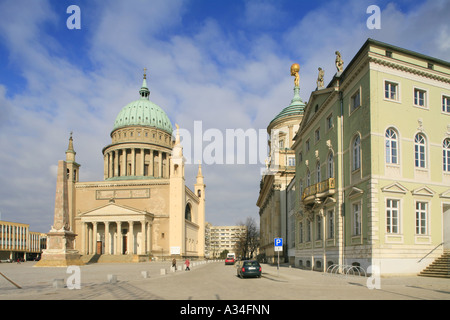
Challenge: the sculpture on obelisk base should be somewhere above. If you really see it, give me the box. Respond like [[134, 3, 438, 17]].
[[35, 160, 84, 267]]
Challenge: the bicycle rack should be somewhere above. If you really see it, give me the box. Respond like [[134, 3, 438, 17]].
[[325, 264, 367, 277]]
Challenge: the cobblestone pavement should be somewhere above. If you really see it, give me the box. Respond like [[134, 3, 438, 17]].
[[0, 260, 449, 301]]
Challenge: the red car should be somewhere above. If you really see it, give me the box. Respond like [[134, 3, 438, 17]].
[[225, 257, 235, 265]]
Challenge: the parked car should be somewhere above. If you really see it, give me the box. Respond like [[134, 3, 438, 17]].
[[237, 260, 262, 278], [225, 257, 235, 265]]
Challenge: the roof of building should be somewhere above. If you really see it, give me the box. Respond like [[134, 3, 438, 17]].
[[112, 75, 173, 134]]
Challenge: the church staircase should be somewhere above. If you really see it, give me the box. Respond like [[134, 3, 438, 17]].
[[81, 254, 149, 264], [419, 250, 450, 279]]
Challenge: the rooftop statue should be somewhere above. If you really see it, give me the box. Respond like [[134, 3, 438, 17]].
[[317, 67, 325, 89], [335, 51, 344, 73], [291, 63, 300, 87]]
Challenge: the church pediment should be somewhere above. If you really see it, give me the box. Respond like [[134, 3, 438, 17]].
[[78, 202, 153, 220], [381, 182, 408, 194]]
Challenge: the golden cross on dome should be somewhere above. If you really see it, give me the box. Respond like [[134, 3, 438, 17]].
[[143, 67, 147, 79]]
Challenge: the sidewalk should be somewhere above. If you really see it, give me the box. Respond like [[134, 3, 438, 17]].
[[260, 263, 450, 299]]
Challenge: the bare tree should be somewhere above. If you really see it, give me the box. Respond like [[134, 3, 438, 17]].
[[234, 217, 260, 259]]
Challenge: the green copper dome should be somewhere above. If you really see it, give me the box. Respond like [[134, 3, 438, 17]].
[[270, 86, 305, 124], [113, 76, 173, 134]]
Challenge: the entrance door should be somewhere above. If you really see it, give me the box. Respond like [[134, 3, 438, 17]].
[[122, 235, 127, 254], [96, 241, 102, 255], [444, 204, 450, 250]]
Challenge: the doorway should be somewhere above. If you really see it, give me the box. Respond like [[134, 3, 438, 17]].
[[96, 241, 102, 255]]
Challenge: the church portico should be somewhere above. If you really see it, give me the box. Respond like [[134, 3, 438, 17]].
[[78, 203, 154, 256]]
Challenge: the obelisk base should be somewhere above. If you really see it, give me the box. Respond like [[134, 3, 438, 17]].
[[35, 230, 84, 267]]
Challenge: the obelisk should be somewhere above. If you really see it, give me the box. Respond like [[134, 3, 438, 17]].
[[35, 160, 84, 267]]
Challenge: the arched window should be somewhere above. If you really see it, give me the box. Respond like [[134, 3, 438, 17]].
[[385, 128, 398, 164], [327, 152, 334, 178], [414, 133, 426, 168], [185, 204, 192, 221], [443, 138, 450, 172], [352, 135, 361, 171]]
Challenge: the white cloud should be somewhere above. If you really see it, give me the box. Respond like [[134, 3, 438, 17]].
[[0, 0, 447, 232]]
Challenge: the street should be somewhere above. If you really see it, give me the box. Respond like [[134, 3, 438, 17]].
[[0, 260, 449, 301]]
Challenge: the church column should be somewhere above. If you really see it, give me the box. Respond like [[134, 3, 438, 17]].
[[158, 151, 162, 178], [81, 222, 86, 254], [128, 221, 134, 255], [149, 150, 154, 176], [114, 150, 119, 177], [105, 222, 110, 255], [104, 154, 108, 180], [88, 224, 93, 254], [140, 148, 145, 176], [131, 148, 136, 176], [92, 222, 98, 254], [122, 149, 127, 176], [147, 222, 151, 254], [140, 220, 146, 254], [117, 221, 122, 255]]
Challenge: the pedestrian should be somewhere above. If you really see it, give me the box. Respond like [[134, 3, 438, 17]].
[[185, 258, 190, 271], [172, 258, 176, 271]]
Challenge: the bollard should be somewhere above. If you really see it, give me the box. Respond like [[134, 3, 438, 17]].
[[141, 271, 149, 278], [52, 279, 65, 289], [160, 268, 166, 275], [107, 274, 117, 284]]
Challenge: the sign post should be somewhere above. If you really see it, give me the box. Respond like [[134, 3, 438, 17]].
[[274, 238, 283, 277]]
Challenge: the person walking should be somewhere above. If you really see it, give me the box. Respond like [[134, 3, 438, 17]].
[[172, 258, 177, 271], [185, 259, 190, 271]]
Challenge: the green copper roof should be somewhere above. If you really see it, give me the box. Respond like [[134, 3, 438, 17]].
[[113, 77, 173, 134], [271, 86, 305, 123]]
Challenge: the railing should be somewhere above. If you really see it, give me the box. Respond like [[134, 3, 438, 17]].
[[417, 242, 445, 263], [302, 178, 335, 201]]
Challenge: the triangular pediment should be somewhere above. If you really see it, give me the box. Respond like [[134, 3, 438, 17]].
[[79, 202, 151, 219], [348, 187, 364, 199], [439, 189, 450, 199], [381, 182, 408, 194], [411, 186, 435, 197]]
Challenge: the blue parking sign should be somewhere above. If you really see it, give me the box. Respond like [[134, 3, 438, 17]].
[[274, 238, 283, 247]]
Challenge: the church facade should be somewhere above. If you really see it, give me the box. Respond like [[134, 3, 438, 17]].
[[63, 73, 205, 261]]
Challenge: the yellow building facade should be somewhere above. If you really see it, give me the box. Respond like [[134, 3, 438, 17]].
[[60, 73, 206, 262], [292, 39, 450, 275]]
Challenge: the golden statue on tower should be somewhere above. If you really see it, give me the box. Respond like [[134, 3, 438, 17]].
[[290, 63, 300, 87]]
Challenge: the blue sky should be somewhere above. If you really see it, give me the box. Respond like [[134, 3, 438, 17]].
[[0, 0, 449, 232]]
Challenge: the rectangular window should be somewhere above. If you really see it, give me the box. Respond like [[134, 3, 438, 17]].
[[415, 202, 428, 235], [306, 139, 310, 152], [327, 210, 334, 239], [351, 89, 361, 111], [288, 157, 295, 166], [299, 222, 303, 243], [443, 95, 450, 113], [386, 199, 399, 234], [316, 216, 322, 240], [353, 202, 361, 236], [315, 128, 320, 142], [414, 88, 427, 107], [327, 114, 333, 130], [385, 81, 398, 101]]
